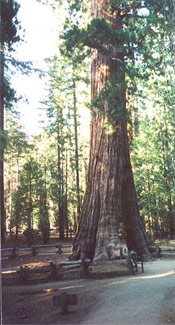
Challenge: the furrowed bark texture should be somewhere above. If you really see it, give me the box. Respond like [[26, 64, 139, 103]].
[[72, 0, 152, 261]]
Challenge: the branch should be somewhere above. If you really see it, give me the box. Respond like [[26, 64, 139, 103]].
[[123, 13, 147, 19], [5, 54, 45, 77], [111, 2, 150, 13], [111, 1, 150, 18]]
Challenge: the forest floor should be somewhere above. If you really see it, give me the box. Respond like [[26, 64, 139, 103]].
[[2, 235, 175, 325]]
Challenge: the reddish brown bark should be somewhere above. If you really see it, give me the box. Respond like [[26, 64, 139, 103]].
[[72, 0, 152, 261]]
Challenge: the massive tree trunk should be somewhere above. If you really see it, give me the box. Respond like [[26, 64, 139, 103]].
[[72, 0, 152, 261]]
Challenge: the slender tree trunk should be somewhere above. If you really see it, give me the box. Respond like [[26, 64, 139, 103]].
[[165, 123, 174, 239], [71, 0, 152, 261], [133, 103, 139, 137], [15, 159, 20, 239], [168, 196, 174, 239], [10, 176, 13, 237], [0, 36, 5, 243], [15, 205, 19, 240], [61, 152, 65, 237], [72, 67, 81, 221], [146, 164, 152, 236], [28, 170, 32, 230], [44, 162, 47, 218], [57, 108, 64, 240], [65, 149, 69, 238], [160, 116, 175, 238]]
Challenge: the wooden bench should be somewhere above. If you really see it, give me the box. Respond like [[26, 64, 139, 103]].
[[50, 259, 91, 280], [50, 257, 136, 280], [14, 259, 90, 284], [3, 254, 142, 286]]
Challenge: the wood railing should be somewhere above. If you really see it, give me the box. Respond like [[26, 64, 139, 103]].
[[1, 243, 72, 259]]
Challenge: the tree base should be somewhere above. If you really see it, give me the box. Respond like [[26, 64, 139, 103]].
[[93, 243, 121, 262]]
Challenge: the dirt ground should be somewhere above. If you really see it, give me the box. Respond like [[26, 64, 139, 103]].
[[2, 258, 175, 324], [2, 236, 175, 325]]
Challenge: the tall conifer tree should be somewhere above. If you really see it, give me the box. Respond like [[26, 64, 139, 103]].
[[1, 0, 20, 242], [62, 0, 172, 260]]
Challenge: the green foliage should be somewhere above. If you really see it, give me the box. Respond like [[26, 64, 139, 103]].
[[42, 50, 90, 232], [1, 0, 21, 110], [132, 109, 175, 238], [92, 75, 127, 125], [63, 17, 137, 56], [131, 11, 175, 237], [1, 0, 20, 49], [66, 0, 89, 15], [4, 0, 175, 241], [15, 157, 43, 230], [6, 123, 29, 157], [62, 0, 173, 130]]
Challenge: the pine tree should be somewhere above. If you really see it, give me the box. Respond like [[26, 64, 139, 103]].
[[42, 51, 90, 238], [1, 0, 21, 242], [131, 0, 175, 240], [16, 157, 42, 244]]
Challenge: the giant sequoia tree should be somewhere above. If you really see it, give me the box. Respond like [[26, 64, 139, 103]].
[[62, 0, 169, 261]]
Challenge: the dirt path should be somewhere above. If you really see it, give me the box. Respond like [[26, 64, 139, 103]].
[[2, 259, 175, 325], [82, 259, 175, 325]]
